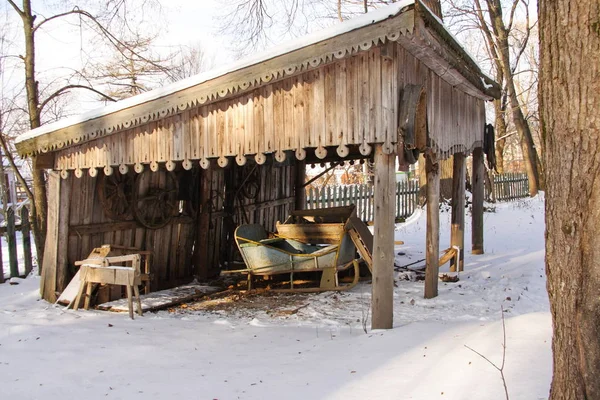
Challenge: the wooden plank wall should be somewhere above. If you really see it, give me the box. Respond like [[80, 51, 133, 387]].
[[64, 158, 296, 292], [54, 46, 400, 173], [231, 161, 296, 231], [219, 159, 296, 268], [54, 43, 484, 174], [397, 43, 486, 159], [66, 170, 196, 293]]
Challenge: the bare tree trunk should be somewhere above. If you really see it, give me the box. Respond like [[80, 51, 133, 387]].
[[493, 98, 507, 173], [540, 0, 600, 398], [487, 0, 541, 195], [31, 158, 47, 268], [15, 0, 48, 268]]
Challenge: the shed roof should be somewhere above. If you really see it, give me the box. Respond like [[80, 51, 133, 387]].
[[16, 0, 499, 157]]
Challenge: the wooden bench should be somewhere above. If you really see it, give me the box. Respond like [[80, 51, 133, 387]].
[[74, 254, 143, 319]]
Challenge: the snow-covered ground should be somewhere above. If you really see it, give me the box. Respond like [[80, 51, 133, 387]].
[[0, 196, 551, 400]]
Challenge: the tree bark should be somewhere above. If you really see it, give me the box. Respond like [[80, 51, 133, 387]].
[[486, 0, 541, 195], [19, 0, 48, 268], [539, 1, 600, 398], [493, 98, 507, 173]]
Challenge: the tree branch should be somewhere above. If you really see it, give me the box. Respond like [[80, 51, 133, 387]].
[[0, 133, 34, 202], [39, 85, 116, 112], [510, 5, 533, 73], [6, 0, 24, 17], [32, 8, 85, 33], [31, 7, 175, 81], [464, 307, 510, 400], [507, 0, 520, 32]]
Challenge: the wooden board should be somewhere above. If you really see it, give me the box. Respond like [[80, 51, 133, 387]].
[[424, 152, 440, 299], [97, 284, 221, 313], [57, 245, 113, 307], [370, 144, 395, 329], [276, 223, 346, 244], [346, 216, 374, 272]]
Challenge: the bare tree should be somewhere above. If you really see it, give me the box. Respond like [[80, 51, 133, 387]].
[[539, 0, 600, 398], [4, 0, 170, 268], [217, 0, 403, 55], [168, 43, 211, 82], [85, 32, 176, 100], [443, 0, 541, 195]]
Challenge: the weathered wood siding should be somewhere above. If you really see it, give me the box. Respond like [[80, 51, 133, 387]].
[[397, 43, 486, 159], [204, 160, 297, 269], [230, 161, 296, 230], [65, 171, 196, 293], [53, 43, 484, 176], [62, 158, 296, 293]]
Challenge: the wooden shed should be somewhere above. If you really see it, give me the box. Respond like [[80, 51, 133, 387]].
[[16, 0, 499, 328]]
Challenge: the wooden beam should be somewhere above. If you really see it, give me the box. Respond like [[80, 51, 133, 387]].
[[471, 147, 484, 254], [371, 144, 395, 329], [193, 167, 213, 281], [70, 221, 138, 236], [450, 152, 466, 272], [40, 172, 57, 301], [20, 207, 33, 276], [68, 216, 194, 236], [295, 159, 306, 211], [39, 173, 75, 300], [424, 152, 440, 299], [6, 207, 18, 278], [33, 152, 55, 169], [56, 174, 72, 293]]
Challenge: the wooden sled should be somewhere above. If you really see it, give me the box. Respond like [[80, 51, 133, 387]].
[[276, 205, 375, 273], [228, 224, 360, 292]]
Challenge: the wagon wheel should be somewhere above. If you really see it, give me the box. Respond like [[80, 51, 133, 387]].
[[98, 172, 134, 220], [133, 170, 179, 229], [240, 164, 261, 200]]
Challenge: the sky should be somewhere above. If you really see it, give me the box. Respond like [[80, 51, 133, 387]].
[[1, 0, 537, 131], [1, 0, 241, 119], [1, 0, 347, 121]]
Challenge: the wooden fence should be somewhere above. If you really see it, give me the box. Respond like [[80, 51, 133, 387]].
[[490, 172, 530, 201], [0, 205, 34, 283], [305, 180, 420, 222], [304, 172, 530, 221]]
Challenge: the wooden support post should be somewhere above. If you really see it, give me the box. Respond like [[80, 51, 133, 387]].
[[193, 167, 212, 281], [0, 234, 3, 284], [126, 285, 134, 320], [294, 159, 307, 210], [371, 144, 395, 329], [450, 152, 466, 272], [21, 206, 33, 276], [424, 153, 440, 299], [7, 206, 18, 278], [40, 171, 72, 302], [472, 147, 485, 254], [7, 171, 17, 207], [56, 175, 72, 292]]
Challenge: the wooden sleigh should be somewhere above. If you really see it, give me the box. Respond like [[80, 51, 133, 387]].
[[230, 223, 360, 292]]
